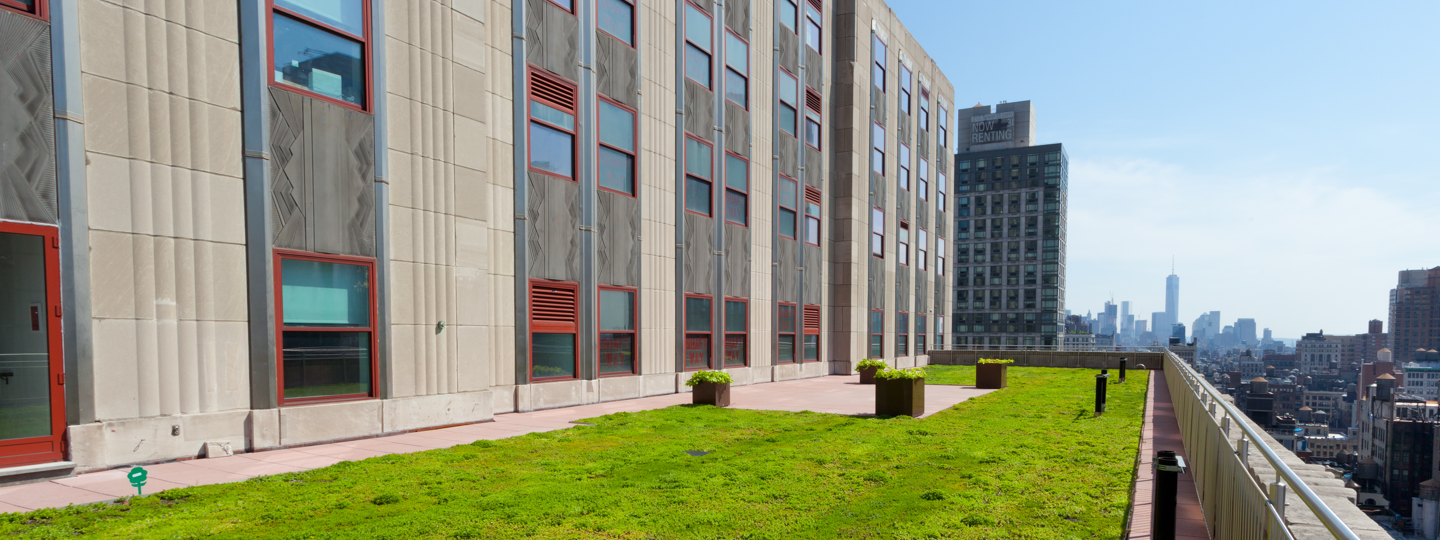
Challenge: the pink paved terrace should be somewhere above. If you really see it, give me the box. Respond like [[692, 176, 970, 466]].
[[0, 375, 994, 513]]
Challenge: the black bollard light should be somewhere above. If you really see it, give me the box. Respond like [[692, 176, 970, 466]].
[[1119, 357, 1128, 382], [1094, 371, 1109, 416], [1153, 450, 1187, 540]]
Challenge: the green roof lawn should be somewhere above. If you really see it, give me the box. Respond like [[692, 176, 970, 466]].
[[1, 366, 1148, 539]]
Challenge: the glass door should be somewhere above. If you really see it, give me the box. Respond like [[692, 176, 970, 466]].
[[0, 222, 65, 467]]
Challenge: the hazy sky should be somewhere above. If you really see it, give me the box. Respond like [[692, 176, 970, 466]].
[[892, 0, 1440, 338]]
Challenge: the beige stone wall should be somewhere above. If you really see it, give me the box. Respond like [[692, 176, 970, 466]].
[[385, 0, 513, 399], [638, 0, 677, 377], [78, 0, 249, 421]]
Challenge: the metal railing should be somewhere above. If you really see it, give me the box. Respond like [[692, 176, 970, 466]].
[[926, 344, 1172, 352], [1163, 351, 1360, 539]]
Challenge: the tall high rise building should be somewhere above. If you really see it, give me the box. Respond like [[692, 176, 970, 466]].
[[1121, 301, 1133, 335], [1235, 318, 1257, 347], [1165, 271, 1180, 331], [1390, 268, 1440, 363], [951, 101, 1067, 348]]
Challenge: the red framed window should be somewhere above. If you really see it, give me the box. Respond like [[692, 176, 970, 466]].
[[898, 221, 910, 266], [547, 0, 575, 12], [917, 314, 927, 355], [869, 309, 884, 358], [936, 237, 946, 277], [269, 0, 371, 112], [684, 135, 714, 216], [936, 316, 945, 349], [275, 250, 378, 404], [530, 279, 580, 381], [0, 221, 65, 467], [919, 86, 930, 132], [897, 144, 910, 191], [804, 88, 822, 149], [803, 304, 820, 362], [937, 169, 947, 212], [898, 64, 912, 115], [872, 122, 885, 175], [724, 298, 747, 367], [871, 206, 884, 257], [599, 286, 637, 376], [598, 0, 634, 46], [918, 228, 928, 272], [804, 0, 822, 53], [528, 68, 579, 181], [684, 2, 713, 88], [778, 303, 798, 364], [684, 295, 712, 370], [0, 0, 43, 18], [803, 186, 822, 246], [725, 30, 749, 108], [780, 0, 798, 33], [778, 69, 799, 137], [598, 96, 637, 196], [778, 175, 798, 239], [871, 34, 886, 92], [918, 158, 929, 201], [724, 153, 749, 226], [897, 312, 909, 356], [939, 104, 949, 146]]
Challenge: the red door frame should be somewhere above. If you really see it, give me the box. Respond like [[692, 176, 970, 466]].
[[0, 221, 66, 467]]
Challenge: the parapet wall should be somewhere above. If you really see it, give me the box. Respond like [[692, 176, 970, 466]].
[[927, 350, 1166, 370]]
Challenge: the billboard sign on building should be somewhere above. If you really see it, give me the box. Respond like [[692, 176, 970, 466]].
[[970, 111, 1014, 145]]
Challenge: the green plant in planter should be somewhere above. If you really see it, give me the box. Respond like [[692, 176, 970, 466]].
[[874, 367, 926, 380], [855, 359, 888, 371], [976, 358, 1014, 364], [684, 370, 734, 386]]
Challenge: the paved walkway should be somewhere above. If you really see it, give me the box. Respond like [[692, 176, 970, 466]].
[[1128, 370, 1210, 539], [0, 375, 993, 513]]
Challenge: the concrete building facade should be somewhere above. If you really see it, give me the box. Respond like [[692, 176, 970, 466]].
[[0, 0, 953, 477]]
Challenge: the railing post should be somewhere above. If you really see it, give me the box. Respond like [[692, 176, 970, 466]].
[[1269, 480, 1288, 539], [1237, 437, 1249, 466], [1220, 415, 1230, 437]]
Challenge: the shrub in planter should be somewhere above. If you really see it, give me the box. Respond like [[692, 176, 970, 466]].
[[976, 358, 1013, 389], [855, 359, 888, 385], [874, 367, 926, 417], [685, 370, 733, 407]]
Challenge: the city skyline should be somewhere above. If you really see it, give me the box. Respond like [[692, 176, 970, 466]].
[[893, 0, 1440, 337]]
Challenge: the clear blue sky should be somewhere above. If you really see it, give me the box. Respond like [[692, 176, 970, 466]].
[[892, 0, 1440, 339]]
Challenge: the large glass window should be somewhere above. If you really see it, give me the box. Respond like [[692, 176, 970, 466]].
[[779, 176, 798, 239], [869, 310, 884, 358], [897, 312, 909, 356], [939, 105, 949, 146], [725, 299, 747, 367], [871, 207, 884, 257], [530, 280, 579, 381], [898, 144, 910, 191], [528, 71, 578, 180], [804, 186, 821, 246], [599, 288, 636, 375], [599, 0, 634, 45], [898, 222, 910, 266], [805, 88, 822, 149], [0, 0, 41, 16], [937, 170, 947, 212], [271, 0, 368, 109], [278, 254, 375, 401], [780, 0, 798, 32], [871, 35, 886, 92], [725, 32, 749, 108], [0, 228, 57, 451], [918, 228, 928, 271], [937, 237, 946, 277], [779, 70, 799, 137], [684, 3, 712, 88], [804, 3, 822, 53], [778, 303, 797, 364], [725, 154, 749, 226], [685, 296, 712, 370], [685, 136, 713, 216], [803, 304, 820, 361], [598, 99, 636, 195], [919, 86, 930, 132], [872, 123, 885, 174], [917, 314, 927, 355], [918, 158, 929, 201], [898, 65, 912, 115]]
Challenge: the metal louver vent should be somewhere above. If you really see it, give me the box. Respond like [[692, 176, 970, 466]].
[[531, 281, 578, 332], [529, 69, 576, 111], [804, 305, 820, 332], [806, 89, 822, 113]]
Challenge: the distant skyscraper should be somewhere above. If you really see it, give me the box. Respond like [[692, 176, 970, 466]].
[[1390, 268, 1440, 363], [1102, 301, 1119, 335], [1151, 311, 1169, 342], [1165, 270, 1180, 332], [1235, 318, 1257, 346], [1121, 301, 1132, 335]]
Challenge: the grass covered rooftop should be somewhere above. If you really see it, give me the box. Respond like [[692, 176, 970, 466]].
[[1, 366, 1148, 539]]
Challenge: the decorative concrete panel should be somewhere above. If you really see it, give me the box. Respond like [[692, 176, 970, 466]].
[[805, 49, 823, 90], [683, 213, 713, 295], [868, 257, 884, 308], [724, 102, 748, 158], [777, 136, 797, 179], [777, 238, 797, 302], [725, 0, 749, 34], [525, 0, 579, 82], [896, 266, 909, 313], [918, 129, 929, 160], [917, 202, 927, 229], [805, 147, 823, 188], [724, 223, 749, 298], [527, 173, 581, 282], [690, 0, 713, 14], [269, 88, 376, 257], [871, 88, 886, 125], [777, 29, 797, 76], [804, 244, 821, 301], [597, 191, 640, 288], [596, 33, 638, 108], [897, 114, 910, 144], [0, 12, 55, 224], [683, 81, 713, 142]]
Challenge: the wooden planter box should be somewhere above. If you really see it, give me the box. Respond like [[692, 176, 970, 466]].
[[858, 366, 880, 385], [875, 378, 925, 417], [976, 364, 1008, 389], [692, 382, 731, 407]]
